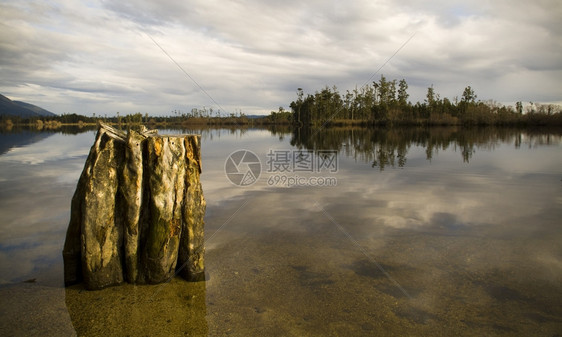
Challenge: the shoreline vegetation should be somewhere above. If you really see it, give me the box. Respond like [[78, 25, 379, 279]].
[[287, 76, 562, 127], [1, 76, 561, 130]]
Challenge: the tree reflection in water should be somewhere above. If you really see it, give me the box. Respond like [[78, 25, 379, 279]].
[[289, 126, 562, 170]]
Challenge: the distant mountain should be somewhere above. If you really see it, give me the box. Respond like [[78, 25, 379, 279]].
[[0, 94, 56, 118]]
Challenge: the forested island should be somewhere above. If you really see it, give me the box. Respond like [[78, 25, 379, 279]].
[[287, 76, 562, 127], [2, 76, 561, 129]]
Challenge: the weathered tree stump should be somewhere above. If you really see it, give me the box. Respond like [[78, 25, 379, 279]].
[[63, 123, 206, 290]]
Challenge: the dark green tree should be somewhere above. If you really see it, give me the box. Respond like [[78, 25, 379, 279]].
[[397, 79, 409, 106], [377, 75, 390, 104], [461, 86, 477, 103], [515, 101, 523, 114], [388, 79, 397, 105], [459, 86, 477, 122]]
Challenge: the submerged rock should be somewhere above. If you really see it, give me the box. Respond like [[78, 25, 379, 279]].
[[62, 123, 206, 290]]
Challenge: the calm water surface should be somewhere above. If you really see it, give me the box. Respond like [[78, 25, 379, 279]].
[[0, 126, 561, 336]]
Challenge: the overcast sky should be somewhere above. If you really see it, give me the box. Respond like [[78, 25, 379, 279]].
[[1, 0, 561, 116]]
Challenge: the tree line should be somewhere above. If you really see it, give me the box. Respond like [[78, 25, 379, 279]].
[[288, 76, 562, 126], [0, 111, 259, 129], [3, 77, 561, 129]]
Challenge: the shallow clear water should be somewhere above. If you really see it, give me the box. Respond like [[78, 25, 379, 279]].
[[0, 126, 561, 336]]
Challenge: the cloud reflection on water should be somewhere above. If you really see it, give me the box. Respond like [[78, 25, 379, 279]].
[[1, 127, 561, 285], [0, 132, 95, 284], [0, 126, 561, 335]]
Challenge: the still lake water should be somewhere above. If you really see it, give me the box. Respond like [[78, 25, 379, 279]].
[[0, 126, 561, 336]]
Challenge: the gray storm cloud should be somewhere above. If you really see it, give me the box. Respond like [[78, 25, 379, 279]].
[[1, 0, 560, 116]]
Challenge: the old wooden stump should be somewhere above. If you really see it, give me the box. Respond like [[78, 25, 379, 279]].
[[63, 123, 206, 290]]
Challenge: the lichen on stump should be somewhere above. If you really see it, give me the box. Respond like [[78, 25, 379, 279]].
[[62, 123, 206, 290]]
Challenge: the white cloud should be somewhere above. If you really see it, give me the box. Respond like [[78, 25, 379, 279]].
[[0, 0, 560, 116]]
